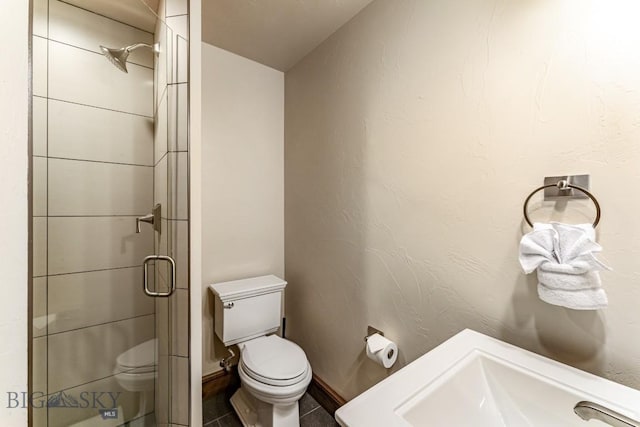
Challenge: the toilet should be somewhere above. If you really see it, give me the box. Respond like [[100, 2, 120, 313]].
[[210, 275, 312, 427], [114, 338, 157, 419]]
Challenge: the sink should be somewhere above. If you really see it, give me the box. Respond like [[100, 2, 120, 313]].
[[336, 330, 640, 426]]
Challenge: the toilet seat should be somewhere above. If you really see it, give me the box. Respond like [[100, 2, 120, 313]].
[[114, 340, 157, 394], [239, 335, 308, 387], [117, 339, 157, 366], [238, 359, 312, 406], [115, 338, 157, 375]]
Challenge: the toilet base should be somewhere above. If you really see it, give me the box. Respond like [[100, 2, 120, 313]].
[[230, 387, 300, 427]]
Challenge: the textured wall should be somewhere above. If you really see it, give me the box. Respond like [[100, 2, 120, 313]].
[[0, 0, 28, 424], [285, 0, 640, 400], [202, 43, 284, 376]]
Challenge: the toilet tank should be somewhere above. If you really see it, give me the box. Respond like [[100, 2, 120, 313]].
[[209, 275, 287, 346]]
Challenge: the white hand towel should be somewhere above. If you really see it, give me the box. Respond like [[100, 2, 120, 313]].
[[519, 222, 611, 310]]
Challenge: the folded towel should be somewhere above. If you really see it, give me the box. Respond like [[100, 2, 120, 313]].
[[519, 222, 611, 310]]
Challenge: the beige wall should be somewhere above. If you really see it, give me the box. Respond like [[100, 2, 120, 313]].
[[0, 0, 29, 424], [201, 43, 284, 376], [285, 0, 640, 400]]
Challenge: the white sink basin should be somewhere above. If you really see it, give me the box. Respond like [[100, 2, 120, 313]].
[[336, 329, 640, 426]]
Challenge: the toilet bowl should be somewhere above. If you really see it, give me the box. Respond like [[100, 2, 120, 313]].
[[232, 335, 312, 427], [210, 275, 312, 427], [114, 338, 157, 418]]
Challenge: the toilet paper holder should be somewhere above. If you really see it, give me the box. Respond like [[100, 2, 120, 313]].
[[364, 326, 397, 366], [364, 325, 384, 342]]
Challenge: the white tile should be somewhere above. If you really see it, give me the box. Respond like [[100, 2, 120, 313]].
[[48, 100, 154, 165], [33, 0, 48, 39], [154, 20, 171, 106], [33, 277, 47, 338], [32, 402, 47, 427], [49, 41, 153, 117], [33, 337, 47, 395], [166, 14, 188, 40], [155, 232, 174, 297], [155, 89, 168, 162], [168, 83, 188, 152], [33, 218, 47, 277], [155, 155, 168, 213], [166, 15, 188, 84], [48, 158, 153, 216], [169, 220, 188, 289], [163, 23, 175, 85], [176, 84, 188, 150], [48, 216, 153, 275], [175, 35, 189, 84], [165, 0, 187, 17], [46, 375, 145, 427], [47, 314, 154, 392], [170, 356, 189, 425], [48, 267, 154, 334], [155, 269, 173, 299], [33, 157, 47, 217], [33, 97, 47, 157], [49, 0, 154, 68], [156, 355, 170, 425], [156, 297, 170, 357], [168, 152, 188, 220], [156, 218, 169, 258], [33, 37, 47, 97], [171, 289, 188, 357]]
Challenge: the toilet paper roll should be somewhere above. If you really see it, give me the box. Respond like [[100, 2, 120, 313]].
[[365, 333, 398, 368]]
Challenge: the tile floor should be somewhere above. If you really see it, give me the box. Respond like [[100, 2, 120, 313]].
[[203, 390, 339, 427]]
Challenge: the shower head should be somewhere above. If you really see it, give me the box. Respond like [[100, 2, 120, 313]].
[[100, 46, 129, 73], [99, 43, 159, 73]]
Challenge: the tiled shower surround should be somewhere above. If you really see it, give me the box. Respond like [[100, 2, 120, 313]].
[[31, 0, 189, 425]]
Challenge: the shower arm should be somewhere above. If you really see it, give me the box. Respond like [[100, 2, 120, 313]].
[[126, 43, 160, 54]]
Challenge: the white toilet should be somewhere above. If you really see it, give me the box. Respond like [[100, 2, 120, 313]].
[[210, 275, 312, 427], [114, 338, 157, 418]]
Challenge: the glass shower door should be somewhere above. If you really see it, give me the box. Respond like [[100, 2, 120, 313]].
[[30, 1, 189, 425]]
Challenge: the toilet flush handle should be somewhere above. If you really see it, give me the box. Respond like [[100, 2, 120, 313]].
[[223, 302, 234, 309]]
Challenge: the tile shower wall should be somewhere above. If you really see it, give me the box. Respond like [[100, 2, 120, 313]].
[[32, 1, 169, 425], [154, 0, 191, 426]]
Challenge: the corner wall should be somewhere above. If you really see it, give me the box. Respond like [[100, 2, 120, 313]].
[[285, 0, 640, 399], [201, 43, 284, 376]]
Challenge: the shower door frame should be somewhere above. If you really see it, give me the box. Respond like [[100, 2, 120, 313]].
[[26, 0, 191, 425]]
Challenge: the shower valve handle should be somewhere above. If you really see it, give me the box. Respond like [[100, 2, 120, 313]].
[[136, 214, 155, 233], [136, 204, 162, 234]]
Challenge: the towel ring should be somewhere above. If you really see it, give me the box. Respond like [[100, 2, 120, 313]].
[[523, 181, 601, 228]]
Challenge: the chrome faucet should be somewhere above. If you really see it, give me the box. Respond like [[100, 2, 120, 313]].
[[136, 204, 162, 234], [574, 401, 640, 427]]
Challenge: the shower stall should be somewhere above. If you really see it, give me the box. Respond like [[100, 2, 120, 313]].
[[30, 0, 190, 425]]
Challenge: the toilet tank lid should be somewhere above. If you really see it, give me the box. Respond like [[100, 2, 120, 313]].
[[209, 275, 287, 301]]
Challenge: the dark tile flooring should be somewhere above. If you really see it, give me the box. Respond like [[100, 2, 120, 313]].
[[203, 390, 339, 427]]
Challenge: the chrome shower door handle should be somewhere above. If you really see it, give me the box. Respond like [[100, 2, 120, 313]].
[[142, 255, 176, 297]]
